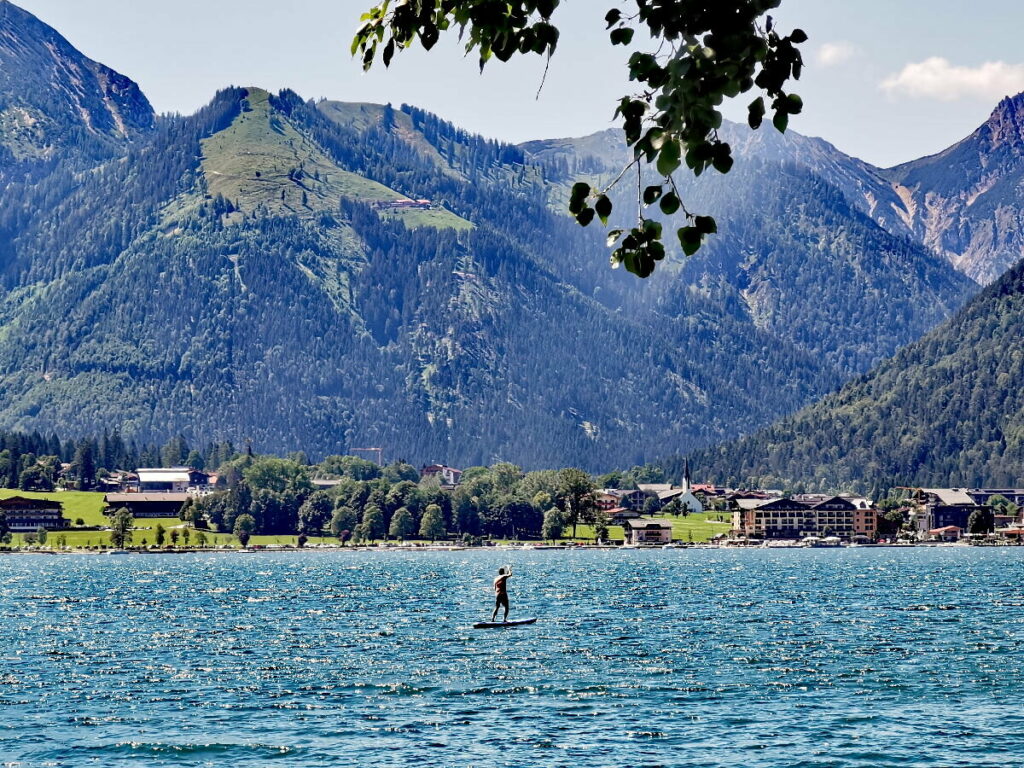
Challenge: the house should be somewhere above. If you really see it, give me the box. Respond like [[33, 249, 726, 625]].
[[625, 519, 673, 545], [374, 198, 433, 211], [420, 464, 462, 487], [910, 489, 986, 536], [997, 525, 1024, 540], [607, 507, 642, 526], [135, 467, 210, 493], [595, 489, 646, 512], [966, 488, 1024, 506], [929, 525, 962, 542], [637, 483, 674, 497], [657, 461, 705, 514], [691, 483, 726, 498], [994, 513, 1018, 529], [0, 496, 68, 532], [595, 490, 620, 511], [104, 493, 189, 518]]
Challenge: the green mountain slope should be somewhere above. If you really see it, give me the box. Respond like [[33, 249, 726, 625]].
[[524, 125, 976, 377], [0, 2, 996, 471], [693, 258, 1024, 490], [0, 82, 844, 468]]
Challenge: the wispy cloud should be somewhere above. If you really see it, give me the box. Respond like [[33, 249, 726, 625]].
[[881, 57, 1024, 101], [816, 42, 857, 68]]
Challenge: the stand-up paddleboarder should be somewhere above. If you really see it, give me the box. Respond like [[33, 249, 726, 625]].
[[491, 565, 512, 622]]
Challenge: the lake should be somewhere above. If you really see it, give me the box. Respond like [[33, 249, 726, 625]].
[[2, 548, 1024, 767]]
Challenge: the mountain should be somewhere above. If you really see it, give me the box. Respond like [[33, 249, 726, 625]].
[[0, 3, 990, 470], [692, 256, 1024, 491], [0, 0, 153, 175], [0, 85, 844, 468], [881, 94, 1024, 285], [535, 97, 1024, 289], [524, 123, 975, 376]]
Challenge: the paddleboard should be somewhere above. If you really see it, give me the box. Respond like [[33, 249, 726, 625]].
[[473, 617, 537, 629]]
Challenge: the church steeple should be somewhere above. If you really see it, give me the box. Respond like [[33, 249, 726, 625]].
[[683, 458, 691, 492]]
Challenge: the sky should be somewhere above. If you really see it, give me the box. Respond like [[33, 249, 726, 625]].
[[12, 0, 1024, 168]]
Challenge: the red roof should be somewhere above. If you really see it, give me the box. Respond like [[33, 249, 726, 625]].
[[929, 526, 962, 534]]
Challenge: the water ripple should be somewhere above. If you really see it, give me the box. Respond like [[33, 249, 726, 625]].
[[2, 548, 1024, 766]]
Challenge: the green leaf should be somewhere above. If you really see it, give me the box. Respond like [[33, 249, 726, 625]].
[[790, 28, 809, 44], [659, 192, 680, 215], [748, 97, 765, 130], [568, 182, 590, 214], [656, 139, 681, 176], [772, 110, 789, 133], [610, 27, 634, 46], [604, 9, 622, 28], [678, 226, 702, 256], [694, 215, 717, 234], [633, 251, 655, 278], [595, 195, 613, 225], [606, 229, 625, 247], [576, 207, 595, 227], [643, 185, 663, 206], [711, 152, 733, 174]]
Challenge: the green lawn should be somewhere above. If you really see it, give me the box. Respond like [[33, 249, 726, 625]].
[[567, 512, 733, 544], [0, 488, 107, 525]]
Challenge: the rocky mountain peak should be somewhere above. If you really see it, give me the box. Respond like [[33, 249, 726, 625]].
[[983, 91, 1024, 151], [0, 0, 153, 166]]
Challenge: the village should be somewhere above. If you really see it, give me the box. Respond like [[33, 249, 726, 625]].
[[2, 457, 1023, 550]]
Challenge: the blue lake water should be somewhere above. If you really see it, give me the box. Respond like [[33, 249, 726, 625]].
[[3, 548, 1024, 767]]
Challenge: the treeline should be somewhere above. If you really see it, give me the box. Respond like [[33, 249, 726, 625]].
[[190, 455, 667, 543], [0, 424, 686, 541], [0, 87, 244, 287], [0, 428, 244, 491]]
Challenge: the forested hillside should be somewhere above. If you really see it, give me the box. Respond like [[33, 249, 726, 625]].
[[525, 124, 975, 376], [692, 257, 1024, 491], [0, 2, 1001, 471]]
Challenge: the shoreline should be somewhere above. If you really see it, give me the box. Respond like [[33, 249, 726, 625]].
[[1, 540, 1019, 555]]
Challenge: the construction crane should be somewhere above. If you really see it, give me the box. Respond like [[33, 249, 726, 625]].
[[351, 447, 384, 466]]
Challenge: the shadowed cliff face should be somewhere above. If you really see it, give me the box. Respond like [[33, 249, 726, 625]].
[[0, 0, 153, 170], [883, 94, 1024, 285]]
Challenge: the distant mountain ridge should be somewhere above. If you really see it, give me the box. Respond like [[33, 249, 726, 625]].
[[0, 1, 1017, 472], [882, 94, 1024, 284], [0, 0, 153, 174]]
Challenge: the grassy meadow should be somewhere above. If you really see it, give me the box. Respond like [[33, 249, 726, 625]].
[[569, 511, 732, 544]]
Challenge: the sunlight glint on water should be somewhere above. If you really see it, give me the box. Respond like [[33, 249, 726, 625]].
[[2, 548, 1023, 767]]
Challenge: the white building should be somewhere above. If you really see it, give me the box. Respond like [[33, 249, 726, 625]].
[[657, 460, 705, 515], [135, 467, 210, 494]]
